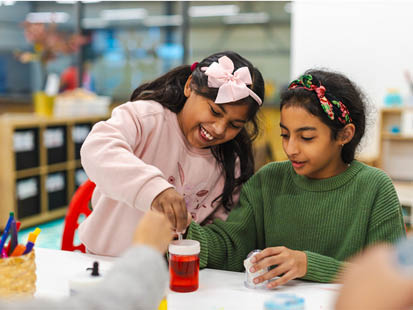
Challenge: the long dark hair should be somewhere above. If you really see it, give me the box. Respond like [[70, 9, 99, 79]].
[[130, 51, 265, 210], [280, 69, 366, 163]]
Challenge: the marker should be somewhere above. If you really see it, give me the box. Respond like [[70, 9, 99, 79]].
[[9, 219, 18, 254], [0, 212, 14, 253], [23, 227, 41, 254], [10, 244, 26, 257], [23, 241, 34, 255], [28, 228, 41, 243], [1, 248, 8, 258], [5, 221, 20, 256]]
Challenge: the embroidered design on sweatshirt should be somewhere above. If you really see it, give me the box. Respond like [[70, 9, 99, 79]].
[[167, 162, 210, 213]]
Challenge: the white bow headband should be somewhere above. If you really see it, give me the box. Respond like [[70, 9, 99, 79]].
[[200, 56, 262, 106]]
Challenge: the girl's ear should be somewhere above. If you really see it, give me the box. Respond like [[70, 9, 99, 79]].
[[338, 123, 356, 145], [184, 75, 193, 97]]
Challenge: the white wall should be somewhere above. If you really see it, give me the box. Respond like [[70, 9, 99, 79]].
[[291, 0, 413, 159]]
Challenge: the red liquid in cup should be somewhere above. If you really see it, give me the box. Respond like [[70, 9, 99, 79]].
[[169, 254, 199, 292]]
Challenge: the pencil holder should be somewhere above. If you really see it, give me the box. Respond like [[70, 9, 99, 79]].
[[0, 250, 36, 298]]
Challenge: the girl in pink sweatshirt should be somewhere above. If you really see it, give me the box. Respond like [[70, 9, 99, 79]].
[[78, 51, 265, 256]]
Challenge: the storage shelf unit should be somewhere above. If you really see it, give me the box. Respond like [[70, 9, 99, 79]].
[[0, 114, 106, 229], [394, 182, 413, 229], [378, 107, 413, 181], [379, 107, 413, 228]]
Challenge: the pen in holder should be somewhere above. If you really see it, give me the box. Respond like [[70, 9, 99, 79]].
[[0, 250, 36, 298]]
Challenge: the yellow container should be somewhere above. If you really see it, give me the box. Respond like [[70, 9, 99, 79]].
[[34, 91, 55, 116], [0, 251, 36, 298]]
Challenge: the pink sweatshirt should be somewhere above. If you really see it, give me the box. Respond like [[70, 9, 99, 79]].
[[78, 100, 236, 256]]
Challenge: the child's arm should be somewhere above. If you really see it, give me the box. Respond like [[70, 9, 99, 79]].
[[186, 185, 260, 271], [151, 188, 189, 233], [303, 171, 406, 284], [1, 211, 172, 310], [365, 174, 406, 245], [80, 102, 173, 211], [247, 246, 343, 286]]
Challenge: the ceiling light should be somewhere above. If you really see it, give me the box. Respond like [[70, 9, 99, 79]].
[[100, 8, 147, 21], [189, 5, 239, 17], [26, 12, 70, 23], [284, 3, 292, 14], [82, 17, 108, 29], [143, 15, 182, 27], [223, 12, 270, 24], [57, 0, 101, 3], [0, 1, 15, 5]]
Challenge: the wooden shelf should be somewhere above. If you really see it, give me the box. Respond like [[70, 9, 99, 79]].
[[0, 113, 106, 229], [18, 208, 68, 230], [378, 107, 413, 183], [394, 182, 413, 226], [381, 133, 413, 141], [381, 107, 413, 113], [379, 109, 413, 228]]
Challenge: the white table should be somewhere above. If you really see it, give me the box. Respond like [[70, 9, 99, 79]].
[[35, 248, 340, 310], [35, 247, 115, 300]]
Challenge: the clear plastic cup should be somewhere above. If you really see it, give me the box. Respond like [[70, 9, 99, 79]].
[[168, 240, 200, 293], [244, 249, 269, 289]]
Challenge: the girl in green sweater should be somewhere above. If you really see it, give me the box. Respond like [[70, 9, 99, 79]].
[[186, 69, 406, 288]]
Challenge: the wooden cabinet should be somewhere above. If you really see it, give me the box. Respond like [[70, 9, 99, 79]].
[[379, 107, 413, 228], [378, 107, 413, 181], [0, 114, 106, 229], [393, 181, 413, 229]]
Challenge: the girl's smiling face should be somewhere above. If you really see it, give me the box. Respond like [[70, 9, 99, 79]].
[[280, 105, 349, 179], [177, 77, 249, 149]]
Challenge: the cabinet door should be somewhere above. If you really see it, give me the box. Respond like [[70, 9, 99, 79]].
[[16, 176, 41, 219], [14, 128, 39, 170], [44, 126, 67, 165]]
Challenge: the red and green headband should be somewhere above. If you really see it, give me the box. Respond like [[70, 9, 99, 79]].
[[288, 74, 352, 125]]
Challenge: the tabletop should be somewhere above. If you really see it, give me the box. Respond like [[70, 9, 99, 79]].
[[35, 247, 340, 310]]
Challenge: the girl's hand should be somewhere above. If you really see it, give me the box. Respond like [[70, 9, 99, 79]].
[[151, 188, 188, 233], [249, 246, 307, 289], [172, 212, 194, 238], [133, 210, 173, 254]]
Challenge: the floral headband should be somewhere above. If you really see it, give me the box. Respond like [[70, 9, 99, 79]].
[[288, 74, 352, 125], [192, 56, 262, 106]]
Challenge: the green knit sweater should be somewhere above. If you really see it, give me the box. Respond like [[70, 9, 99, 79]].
[[187, 160, 406, 282]]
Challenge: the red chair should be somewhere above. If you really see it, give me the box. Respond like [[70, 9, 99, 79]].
[[61, 179, 95, 252]]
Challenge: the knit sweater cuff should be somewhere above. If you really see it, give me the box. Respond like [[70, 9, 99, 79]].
[[302, 251, 343, 282], [187, 222, 209, 269]]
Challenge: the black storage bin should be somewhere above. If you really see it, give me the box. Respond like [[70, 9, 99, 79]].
[[72, 123, 91, 160], [75, 168, 88, 189], [14, 128, 39, 170], [46, 171, 68, 211], [16, 176, 41, 219], [45, 126, 67, 165]]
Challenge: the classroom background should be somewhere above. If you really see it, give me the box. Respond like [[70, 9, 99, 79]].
[[0, 0, 413, 249]]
